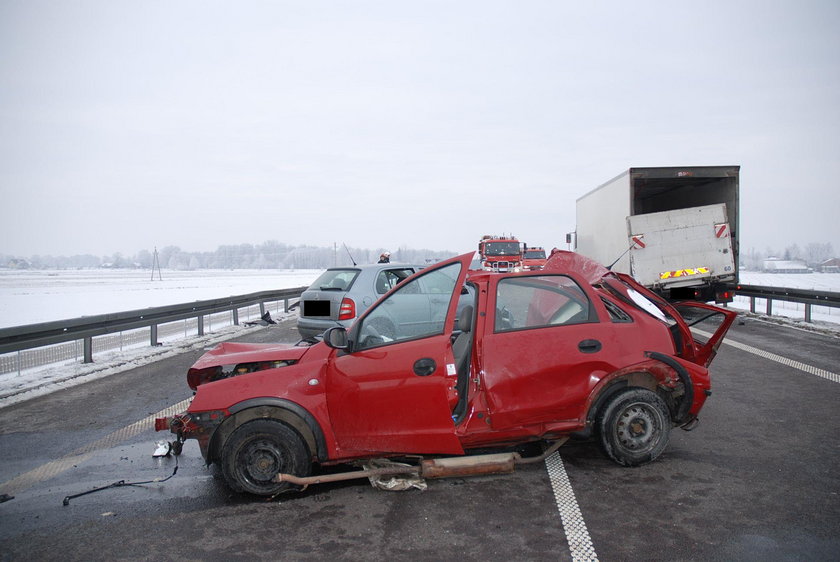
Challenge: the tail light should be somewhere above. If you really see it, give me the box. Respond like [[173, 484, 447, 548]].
[[338, 297, 356, 320], [716, 290, 734, 303]]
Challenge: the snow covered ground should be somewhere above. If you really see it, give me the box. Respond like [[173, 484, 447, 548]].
[[730, 271, 840, 325], [0, 268, 320, 328], [0, 268, 838, 409]]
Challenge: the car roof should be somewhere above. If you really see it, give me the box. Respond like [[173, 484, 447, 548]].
[[324, 263, 420, 271]]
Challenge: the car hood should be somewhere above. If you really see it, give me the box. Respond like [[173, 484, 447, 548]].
[[191, 341, 312, 371]]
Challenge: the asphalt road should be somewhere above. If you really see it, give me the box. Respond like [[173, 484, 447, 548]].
[[0, 315, 838, 561]]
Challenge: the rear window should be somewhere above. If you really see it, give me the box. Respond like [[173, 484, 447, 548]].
[[308, 269, 360, 292], [601, 276, 677, 326]]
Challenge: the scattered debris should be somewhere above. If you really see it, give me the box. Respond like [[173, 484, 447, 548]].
[[152, 440, 171, 457], [363, 459, 427, 492]]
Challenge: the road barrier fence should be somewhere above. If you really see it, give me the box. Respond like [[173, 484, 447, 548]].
[[1, 284, 838, 377], [0, 287, 305, 376]]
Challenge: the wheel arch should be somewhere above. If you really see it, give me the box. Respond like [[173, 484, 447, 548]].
[[586, 371, 660, 428], [208, 398, 328, 465]]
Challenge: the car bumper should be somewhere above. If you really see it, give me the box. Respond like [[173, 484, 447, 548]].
[[297, 317, 350, 339]]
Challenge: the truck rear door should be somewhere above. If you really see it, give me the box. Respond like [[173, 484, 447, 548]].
[[628, 203, 736, 289]]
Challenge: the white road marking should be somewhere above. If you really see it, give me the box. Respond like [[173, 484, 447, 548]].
[[545, 452, 599, 561], [0, 398, 191, 497], [696, 329, 840, 384]]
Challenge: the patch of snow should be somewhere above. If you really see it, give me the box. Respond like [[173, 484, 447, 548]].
[[0, 314, 298, 410]]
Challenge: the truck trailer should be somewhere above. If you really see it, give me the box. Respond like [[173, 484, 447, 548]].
[[574, 166, 739, 302]]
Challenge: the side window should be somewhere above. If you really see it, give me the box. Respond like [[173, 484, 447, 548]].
[[601, 297, 633, 323], [495, 275, 593, 332], [375, 268, 415, 294], [356, 262, 461, 350]]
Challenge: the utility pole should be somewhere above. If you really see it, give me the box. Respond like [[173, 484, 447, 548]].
[[150, 247, 163, 281]]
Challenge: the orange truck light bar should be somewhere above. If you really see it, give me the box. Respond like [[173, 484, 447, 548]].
[[660, 267, 710, 280]]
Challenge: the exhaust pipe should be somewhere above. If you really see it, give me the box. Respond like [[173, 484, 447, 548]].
[[276, 438, 567, 489]]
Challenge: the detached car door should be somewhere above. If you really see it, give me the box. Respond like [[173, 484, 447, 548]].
[[324, 254, 472, 456]]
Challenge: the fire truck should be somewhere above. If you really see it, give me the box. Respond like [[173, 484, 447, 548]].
[[521, 245, 547, 270], [478, 235, 522, 272]]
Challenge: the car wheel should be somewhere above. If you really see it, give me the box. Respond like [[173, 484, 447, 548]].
[[221, 419, 311, 496], [598, 388, 671, 466]]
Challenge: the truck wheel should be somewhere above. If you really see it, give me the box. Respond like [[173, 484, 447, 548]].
[[221, 419, 311, 496], [598, 388, 671, 466]]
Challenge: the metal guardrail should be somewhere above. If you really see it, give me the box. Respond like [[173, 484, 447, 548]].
[[0, 287, 305, 363], [735, 284, 840, 323], [1, 283, 836, 374]]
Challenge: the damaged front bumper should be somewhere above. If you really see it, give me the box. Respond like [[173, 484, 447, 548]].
[[155, 410, 228, 460]]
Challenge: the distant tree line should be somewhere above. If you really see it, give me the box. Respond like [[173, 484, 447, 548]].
[[3, 240, 835, 271], [1, 241, 458, 270], [741, 242, 835, 270]]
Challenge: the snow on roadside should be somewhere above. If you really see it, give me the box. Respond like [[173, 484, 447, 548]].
[[0, 314, 296, 410]]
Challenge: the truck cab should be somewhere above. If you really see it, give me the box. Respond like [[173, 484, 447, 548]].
[[478, 235, 522, 272]]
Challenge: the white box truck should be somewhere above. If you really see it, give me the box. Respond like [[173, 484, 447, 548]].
[[574, 166, 739, 302]]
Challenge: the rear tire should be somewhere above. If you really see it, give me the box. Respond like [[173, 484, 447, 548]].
[[598, 388, 671, 466], [221, 419, 311, 496]]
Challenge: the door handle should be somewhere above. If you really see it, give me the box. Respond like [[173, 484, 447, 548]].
[[578, 339, 602, 353], [413, 358, 437, 376]]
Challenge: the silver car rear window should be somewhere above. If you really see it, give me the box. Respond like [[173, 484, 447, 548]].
[[309, 269, 360, 292]]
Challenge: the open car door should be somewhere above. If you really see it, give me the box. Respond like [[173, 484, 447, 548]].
[[324, 253, 473, 456], [671, 301, 738, 367]]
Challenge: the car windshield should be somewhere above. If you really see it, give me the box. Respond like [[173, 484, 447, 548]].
[[484, 242, 520, 256], [524, 250, 546, 259], [309, 269, 360, 292]]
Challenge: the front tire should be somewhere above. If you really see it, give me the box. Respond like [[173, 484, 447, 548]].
[[598, 388, 671, 466], [221, 419, 311, 496]]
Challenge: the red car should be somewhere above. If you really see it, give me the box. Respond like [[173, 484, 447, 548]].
[[157, 251, 736, 496]]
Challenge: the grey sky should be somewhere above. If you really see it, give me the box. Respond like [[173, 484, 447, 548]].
[[1, 1, 838, 258]]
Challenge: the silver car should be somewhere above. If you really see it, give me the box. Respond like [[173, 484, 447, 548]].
[[297, 263, 421, 339]]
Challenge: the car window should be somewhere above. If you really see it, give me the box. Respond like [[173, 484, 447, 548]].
[[375, 268, 416, 294], [309, 269, 360, 291], [356, 262, 461, 350], [602, 276, 677, 326], [495, 275, 593, 332], [600, 297, 633, 323]]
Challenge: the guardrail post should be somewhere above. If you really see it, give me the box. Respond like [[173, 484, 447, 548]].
[[766, 299, 773, 316], [83, 337, 93, 363], [260, 302, 266, 317], [150, 324, 159, 346], [284, 298, 289, 313], [749, 296, 756, 314], [805, 304, 812, 323], [197, 315, 205, 336], [232, 308, 239, 326]]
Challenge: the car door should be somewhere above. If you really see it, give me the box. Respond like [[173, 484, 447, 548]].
[[480, 274, 641, 429], [324, 254, 473, 455]]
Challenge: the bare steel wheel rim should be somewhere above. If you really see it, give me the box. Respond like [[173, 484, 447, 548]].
[[240, 438, 285, 485], [615, 401, 664, 454]]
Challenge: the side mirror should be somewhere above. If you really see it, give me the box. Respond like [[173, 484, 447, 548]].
[[323, 326, 349, 350]]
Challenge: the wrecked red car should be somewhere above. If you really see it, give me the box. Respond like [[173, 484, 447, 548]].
[[157, 251, 736, 496]]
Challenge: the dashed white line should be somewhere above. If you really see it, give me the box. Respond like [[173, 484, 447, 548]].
[[696, 329, 840, 384], [545, 452, 599, 561]]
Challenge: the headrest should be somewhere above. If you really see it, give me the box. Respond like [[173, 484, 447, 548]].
[[457, 305, 474, 333]]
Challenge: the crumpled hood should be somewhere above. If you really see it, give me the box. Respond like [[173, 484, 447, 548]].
[[191, 341, 312, 370]]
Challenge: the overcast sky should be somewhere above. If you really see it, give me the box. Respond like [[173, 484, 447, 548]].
[[1, 1, 838, 258]]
